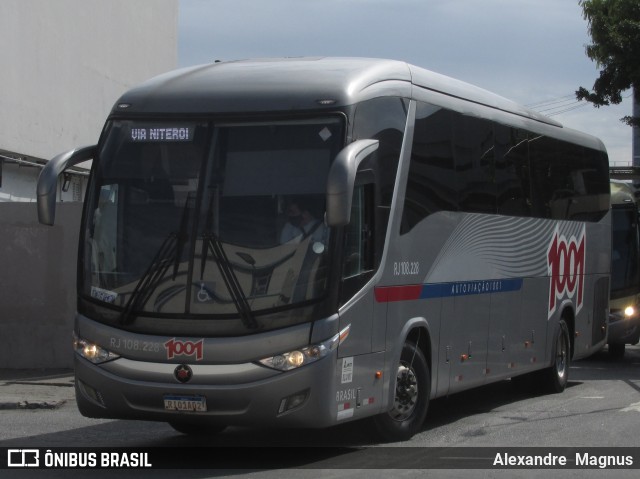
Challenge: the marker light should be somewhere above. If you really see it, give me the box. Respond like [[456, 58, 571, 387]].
[[258, 325, 350, 372], [73, 332, 119, 364], [624, 306, 635, 318]]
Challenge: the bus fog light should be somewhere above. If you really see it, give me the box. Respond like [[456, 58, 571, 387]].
[[78, 380, 106, 407], [73, 332, 119, 364], [624, 306, 635, 318], [277, 389, 309, 415]]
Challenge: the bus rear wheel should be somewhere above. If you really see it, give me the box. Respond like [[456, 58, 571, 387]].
[[539, 319, 571, 393], [372, 341, 430, 442]]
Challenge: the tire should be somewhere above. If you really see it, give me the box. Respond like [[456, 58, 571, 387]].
[[372, 341, 430, 442], [539, 319, 571, 393], [168, 421, 226, 436], [608, 343, 625, 359]]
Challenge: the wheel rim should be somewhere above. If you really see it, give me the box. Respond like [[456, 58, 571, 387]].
[[389, 361, 418, 421], [555, 330, 568, 379]]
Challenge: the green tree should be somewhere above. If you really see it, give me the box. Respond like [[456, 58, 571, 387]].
[[576, 0, 640, 126]]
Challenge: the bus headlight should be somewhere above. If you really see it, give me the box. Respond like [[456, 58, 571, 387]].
[[259, 343, 330, 371], [258, 325, 350, 372], [624, 306, 635, 318], [73, 332, 119, 364]]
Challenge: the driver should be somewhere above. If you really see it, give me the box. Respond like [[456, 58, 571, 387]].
[[280, 198, 326, 244]]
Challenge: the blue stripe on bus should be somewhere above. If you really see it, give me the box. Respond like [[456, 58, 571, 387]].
[[420, 278, 523, 299], [375, 278, 523, 303]]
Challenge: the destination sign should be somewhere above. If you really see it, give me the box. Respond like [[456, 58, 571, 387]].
[[129, 125, 193, 142]]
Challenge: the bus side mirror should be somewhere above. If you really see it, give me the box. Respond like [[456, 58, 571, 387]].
[[37, 145, 96, 225], [326, 139, 379, 226]]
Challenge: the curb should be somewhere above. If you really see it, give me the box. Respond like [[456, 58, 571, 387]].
[[0, 370, 75, 411], [0, 399, 67, 410]]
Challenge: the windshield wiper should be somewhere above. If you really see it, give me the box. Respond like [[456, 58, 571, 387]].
[[119, 195, 193, 325], [119, 232, 178, 325], [202, 233, 258, 330]]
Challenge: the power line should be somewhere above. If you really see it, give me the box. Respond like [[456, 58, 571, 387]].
[[526, 93, 589, 117], [525, 94, 575, 109], [537, 100, 581, 113], [546, 102, 590, 117], [537, 99, 583, 114]]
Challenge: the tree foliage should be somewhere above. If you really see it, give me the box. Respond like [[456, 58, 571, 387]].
[[577, 0, 640, 125]]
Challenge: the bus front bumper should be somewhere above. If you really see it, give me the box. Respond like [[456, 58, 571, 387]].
[[73, 351, 339, 429]]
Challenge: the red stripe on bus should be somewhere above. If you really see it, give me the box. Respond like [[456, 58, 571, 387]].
[[374, 285, 422, 303]]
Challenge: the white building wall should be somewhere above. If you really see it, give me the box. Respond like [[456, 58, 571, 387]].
[[0, 0, 177, 368], [0, 0, 177, 201]]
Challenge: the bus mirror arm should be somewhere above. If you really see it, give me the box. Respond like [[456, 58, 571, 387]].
[[326, 139, 379, 226], [37, 145, 96, 225]]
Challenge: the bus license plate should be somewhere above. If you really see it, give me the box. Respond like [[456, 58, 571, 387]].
[[164, 395, 207, 412]]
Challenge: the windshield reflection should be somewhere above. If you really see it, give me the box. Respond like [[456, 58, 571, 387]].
[[611, 206, 640, 296], [83, 118, 343, 322]]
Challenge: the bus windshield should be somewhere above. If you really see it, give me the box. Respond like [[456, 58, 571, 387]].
[[611, 205, 640, 298], [82, 118, 344, 324]]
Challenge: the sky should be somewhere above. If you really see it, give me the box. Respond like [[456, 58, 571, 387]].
[[178, 0, 634, 166]]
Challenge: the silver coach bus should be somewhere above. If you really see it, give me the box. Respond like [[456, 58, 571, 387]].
[[37, 58, 610, 441]]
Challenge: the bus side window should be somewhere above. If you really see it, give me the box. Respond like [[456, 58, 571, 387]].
[[401, 105, 456, 234], [340, 183, 375, 304], [495, 125, 531, 216]]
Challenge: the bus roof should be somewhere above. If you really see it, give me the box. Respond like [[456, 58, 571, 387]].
[[114, 58, 545, 118], [112, 57, 601, 145]]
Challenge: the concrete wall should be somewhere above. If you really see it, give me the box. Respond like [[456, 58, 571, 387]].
[[0, 202, 82, 368]]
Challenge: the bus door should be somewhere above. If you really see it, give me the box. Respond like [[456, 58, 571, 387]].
[[338, 183, 377, 357], [334, 182, 386, 417]]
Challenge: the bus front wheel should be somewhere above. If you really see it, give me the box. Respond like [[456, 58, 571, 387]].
[[372, 341, 430, 442]]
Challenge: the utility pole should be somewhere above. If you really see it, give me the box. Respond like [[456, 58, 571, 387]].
[[634, 86, 640, 168]]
